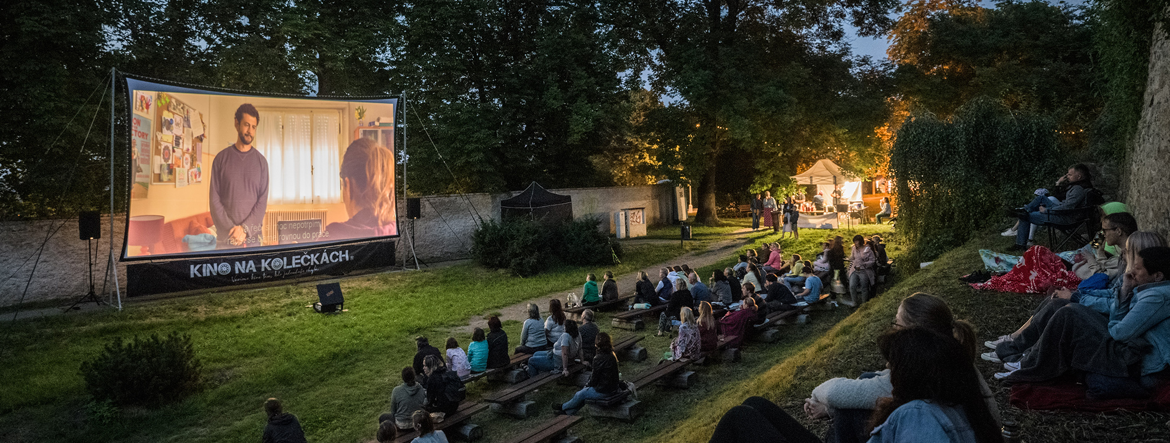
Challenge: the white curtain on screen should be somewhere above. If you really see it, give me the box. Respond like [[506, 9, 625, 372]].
[[278, 113, 313, 204], [255, 112, 285, 200], [311, 112, 341, 204]]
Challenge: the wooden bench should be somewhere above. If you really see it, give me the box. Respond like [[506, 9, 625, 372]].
[[586, 359, 695, 421], [751, 308, 805, 343], [484, 363, 587, 418], [612, 334, 647, 362], [391, 402, 489, 443], [485, 352, 538, 384], [507, 414, 583, 443], [611, 304, 668, 331], [566, 295, 633, 318], [695, 334, 740, 364]]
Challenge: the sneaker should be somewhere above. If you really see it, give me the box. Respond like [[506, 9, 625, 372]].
[[993, 370, 1016, 380], [1003, 361, 1021, 371], [792, 301, 809, 307], [980, 352, 1002, 364], [985, 335, 1011, 350], [1001, 227, 1018, 237]]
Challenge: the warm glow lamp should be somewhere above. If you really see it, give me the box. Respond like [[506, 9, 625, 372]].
[[128, 215, 164, 256]]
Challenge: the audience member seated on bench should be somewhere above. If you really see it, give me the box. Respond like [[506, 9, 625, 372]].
[[635, 271, 657, 305], [697, 302, 719, 356], [582, 273, 601, 306], [670, 307, 702, 361], [742, 264, 765, 296], [546, 299, 568, 345], [733, 255, 750, 276], [602, 271, 619, 302], [802, 293, 997, 443], [515, 304, 550, 355], [746, 249, 760, 267], [486, 316, 511, 370], [413, 337, 443, 384], [724, 268, 743, 304], [875, 196, 892, 224], [847, 235, 876, 306], [382, 367, 427, 432], [410, 410, 449, 443], [527, 320, 581, 378], [1010, 164, 1095, 252], [262, 398, 307, 443], [445, 337, 471, 379], [579, 310, 599, 364], [1003, 246, 1170, 399], [467, 328, 489, 375], [712, 328, 1000, 443], [710, 270, 733, 306], [553, 332, 623, 416], [762, 242, 788, 275], [719, 296, 758, 349], [986, 221, 1148, 366], [422, 355, 461, 416], [375, 420, 397, 443], [763, 274, 798, 312], [655, 268, 674, 305], [812, 241, 831, 274], [659, 278, 695, 335], [689, 273, 711, 303], [793, 265, 822, 305], [784, 255, 804, 283]]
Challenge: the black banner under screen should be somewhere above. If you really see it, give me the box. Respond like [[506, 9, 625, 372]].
[[127, 241, 395, 296]]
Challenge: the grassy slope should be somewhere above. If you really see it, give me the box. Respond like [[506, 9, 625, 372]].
[[644, 231, 1170, 443]]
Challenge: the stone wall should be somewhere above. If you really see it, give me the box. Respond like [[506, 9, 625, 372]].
[[0, 184, 676, 306], [1128, 21, 1170, 240]]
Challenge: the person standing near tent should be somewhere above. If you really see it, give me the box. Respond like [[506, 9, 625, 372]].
[[831, 185, 843, 209], [750, 193, 762, 230], [762, 191, 778, 233]]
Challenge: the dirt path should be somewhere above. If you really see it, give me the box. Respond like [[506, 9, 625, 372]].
[[452, 228, 755, 333]]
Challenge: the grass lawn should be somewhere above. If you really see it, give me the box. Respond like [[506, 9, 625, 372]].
[[643, 231, 1170, 443]]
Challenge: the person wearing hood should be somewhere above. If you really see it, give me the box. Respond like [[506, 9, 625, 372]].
[[581, 273, 601, 306], [262, 398, 307, 443], [381, 367, 427, 432], [412, 337, 442, 384]]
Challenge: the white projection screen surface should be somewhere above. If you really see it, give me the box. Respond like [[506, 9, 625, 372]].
[[124, 78, 399, 260]]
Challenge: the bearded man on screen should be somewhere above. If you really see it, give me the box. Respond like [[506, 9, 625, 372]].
[[210, 104, 269, 249]]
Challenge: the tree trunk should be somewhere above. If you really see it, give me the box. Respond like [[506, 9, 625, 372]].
[[695, 155, 721, 226]]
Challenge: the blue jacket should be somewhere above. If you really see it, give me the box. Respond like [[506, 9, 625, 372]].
[[1075, 273, 1124, 315], [690, 281, 710, 303], [868, 400, 977, 443], [1109, 280, 1170, 376], [467, 340, 489, 373]]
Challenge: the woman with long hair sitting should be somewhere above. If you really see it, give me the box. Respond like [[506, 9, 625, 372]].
[[671, 307, 702, 361], [554, 332, 622, 416]]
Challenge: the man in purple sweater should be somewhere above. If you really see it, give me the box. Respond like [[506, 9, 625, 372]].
[[210, 104, 269, 248]]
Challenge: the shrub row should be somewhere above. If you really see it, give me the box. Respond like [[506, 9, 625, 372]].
[[471, 217, 623, 276]]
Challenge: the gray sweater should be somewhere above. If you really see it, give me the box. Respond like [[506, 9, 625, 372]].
[[390, 382, 426, 429], [209, 144, 268, 247]]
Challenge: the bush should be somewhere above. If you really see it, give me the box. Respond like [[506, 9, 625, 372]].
[[890, 97, 1067, 262], [471, 217, 623, 275], [79, 332, 203, 408]]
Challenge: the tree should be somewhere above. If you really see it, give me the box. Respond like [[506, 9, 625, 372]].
[[634, 0, 898, 224]]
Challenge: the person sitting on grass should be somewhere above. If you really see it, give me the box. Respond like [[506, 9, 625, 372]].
[[711, 269, 733, 306], [635, 271, 657, 305], [724, 267, 743, 303], [485, 316, 510, 370], [671, 307, 702, 361], [719, 295, 758, 349], [445, 337, 471, 379], [601, 271, 619, 302], [410, 410, 449, 443], [466, 328, 489, 374], [984, 219, 1149, 366], [697, 302, 719, 357], [689, 272, 711, 303], [262, 398, 307, 443], [527, 319, 581, 377], [375, 419, 396, 443], [793, 264, 822, 305], [578, 309, 599, 364], [733, 254, 751, 276], [711, 327, 1000, 443], [656, 268, 674, 304], [413, 337, 442, 384], [581, 273, 600, 306], [545, 299, 568, 345], [515, 304, 549, 354], [382, 367, 427, 432], [802, 293, 997, 443], [553, 332, 622, 416], [422, 355, 459, 416], [1002, 246, 1170, 399]]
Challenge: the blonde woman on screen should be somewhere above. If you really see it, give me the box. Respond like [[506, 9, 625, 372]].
[[325, 138, 397, 239]]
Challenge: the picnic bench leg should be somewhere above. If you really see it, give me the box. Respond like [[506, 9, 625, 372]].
[[621, 345, 648, 362], [752, 329, 780, 343], [722, 348, 742, 362], [658, 370, 696, 389], [586, 400, 644, 422], [453, 423, 483, 441], [490, 400, 537, 419], [611, 318, 644, 331]]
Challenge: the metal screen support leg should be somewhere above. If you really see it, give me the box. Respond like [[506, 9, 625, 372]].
[[107, 249, 122, 310]]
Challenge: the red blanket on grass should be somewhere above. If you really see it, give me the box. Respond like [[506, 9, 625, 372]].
[[1010, 380, 1170, 412], [970, 246, 1080, 294]]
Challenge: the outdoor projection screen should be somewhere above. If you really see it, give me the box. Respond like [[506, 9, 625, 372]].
[[123, 77, 399, 260]]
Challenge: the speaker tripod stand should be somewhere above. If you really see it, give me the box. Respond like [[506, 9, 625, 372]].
[[65, 238, 103, 311]]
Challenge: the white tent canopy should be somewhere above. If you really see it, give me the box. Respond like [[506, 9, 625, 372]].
[[791, 159, 863, 203]]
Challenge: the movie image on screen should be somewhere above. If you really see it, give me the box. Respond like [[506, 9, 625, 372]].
[[124, 78, 399, 259]]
